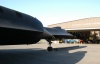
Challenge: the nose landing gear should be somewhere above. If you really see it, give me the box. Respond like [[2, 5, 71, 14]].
[[47, 40, 53, 51]]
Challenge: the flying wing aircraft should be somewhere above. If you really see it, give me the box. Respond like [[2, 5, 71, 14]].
[[0, 6, 73, 51]]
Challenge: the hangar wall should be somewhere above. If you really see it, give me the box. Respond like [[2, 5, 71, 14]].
[[48, 17, 100, 30]]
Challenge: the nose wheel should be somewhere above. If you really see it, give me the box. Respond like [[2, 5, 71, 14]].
[[47, 46, 53, 51]]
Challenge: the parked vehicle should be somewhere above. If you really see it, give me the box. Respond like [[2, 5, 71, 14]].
[[65, 39, 83, 43]]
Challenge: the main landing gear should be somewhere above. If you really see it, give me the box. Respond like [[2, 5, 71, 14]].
[[47, 40, 53, 51]]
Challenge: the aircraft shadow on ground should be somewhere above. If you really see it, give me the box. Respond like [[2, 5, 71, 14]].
[[53, 46, 87, 51], [0, 46, 87, 64]]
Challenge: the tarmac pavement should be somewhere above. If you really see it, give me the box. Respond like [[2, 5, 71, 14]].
[[0, 43, 100, 64]]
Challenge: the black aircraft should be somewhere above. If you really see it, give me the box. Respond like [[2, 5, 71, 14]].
[[0, 6, 73, 51]]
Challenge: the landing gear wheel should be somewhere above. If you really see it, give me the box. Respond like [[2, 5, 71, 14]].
[[47, 47, 53, 51]]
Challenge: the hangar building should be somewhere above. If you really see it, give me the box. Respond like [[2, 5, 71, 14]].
[[48, 17, 100, 43]]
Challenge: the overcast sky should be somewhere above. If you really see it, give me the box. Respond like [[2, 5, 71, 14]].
[[0, 0, 100, 27]]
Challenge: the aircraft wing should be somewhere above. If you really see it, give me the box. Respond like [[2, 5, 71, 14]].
[[44, 27, 73, 39], [0, 6, 44, 45]]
